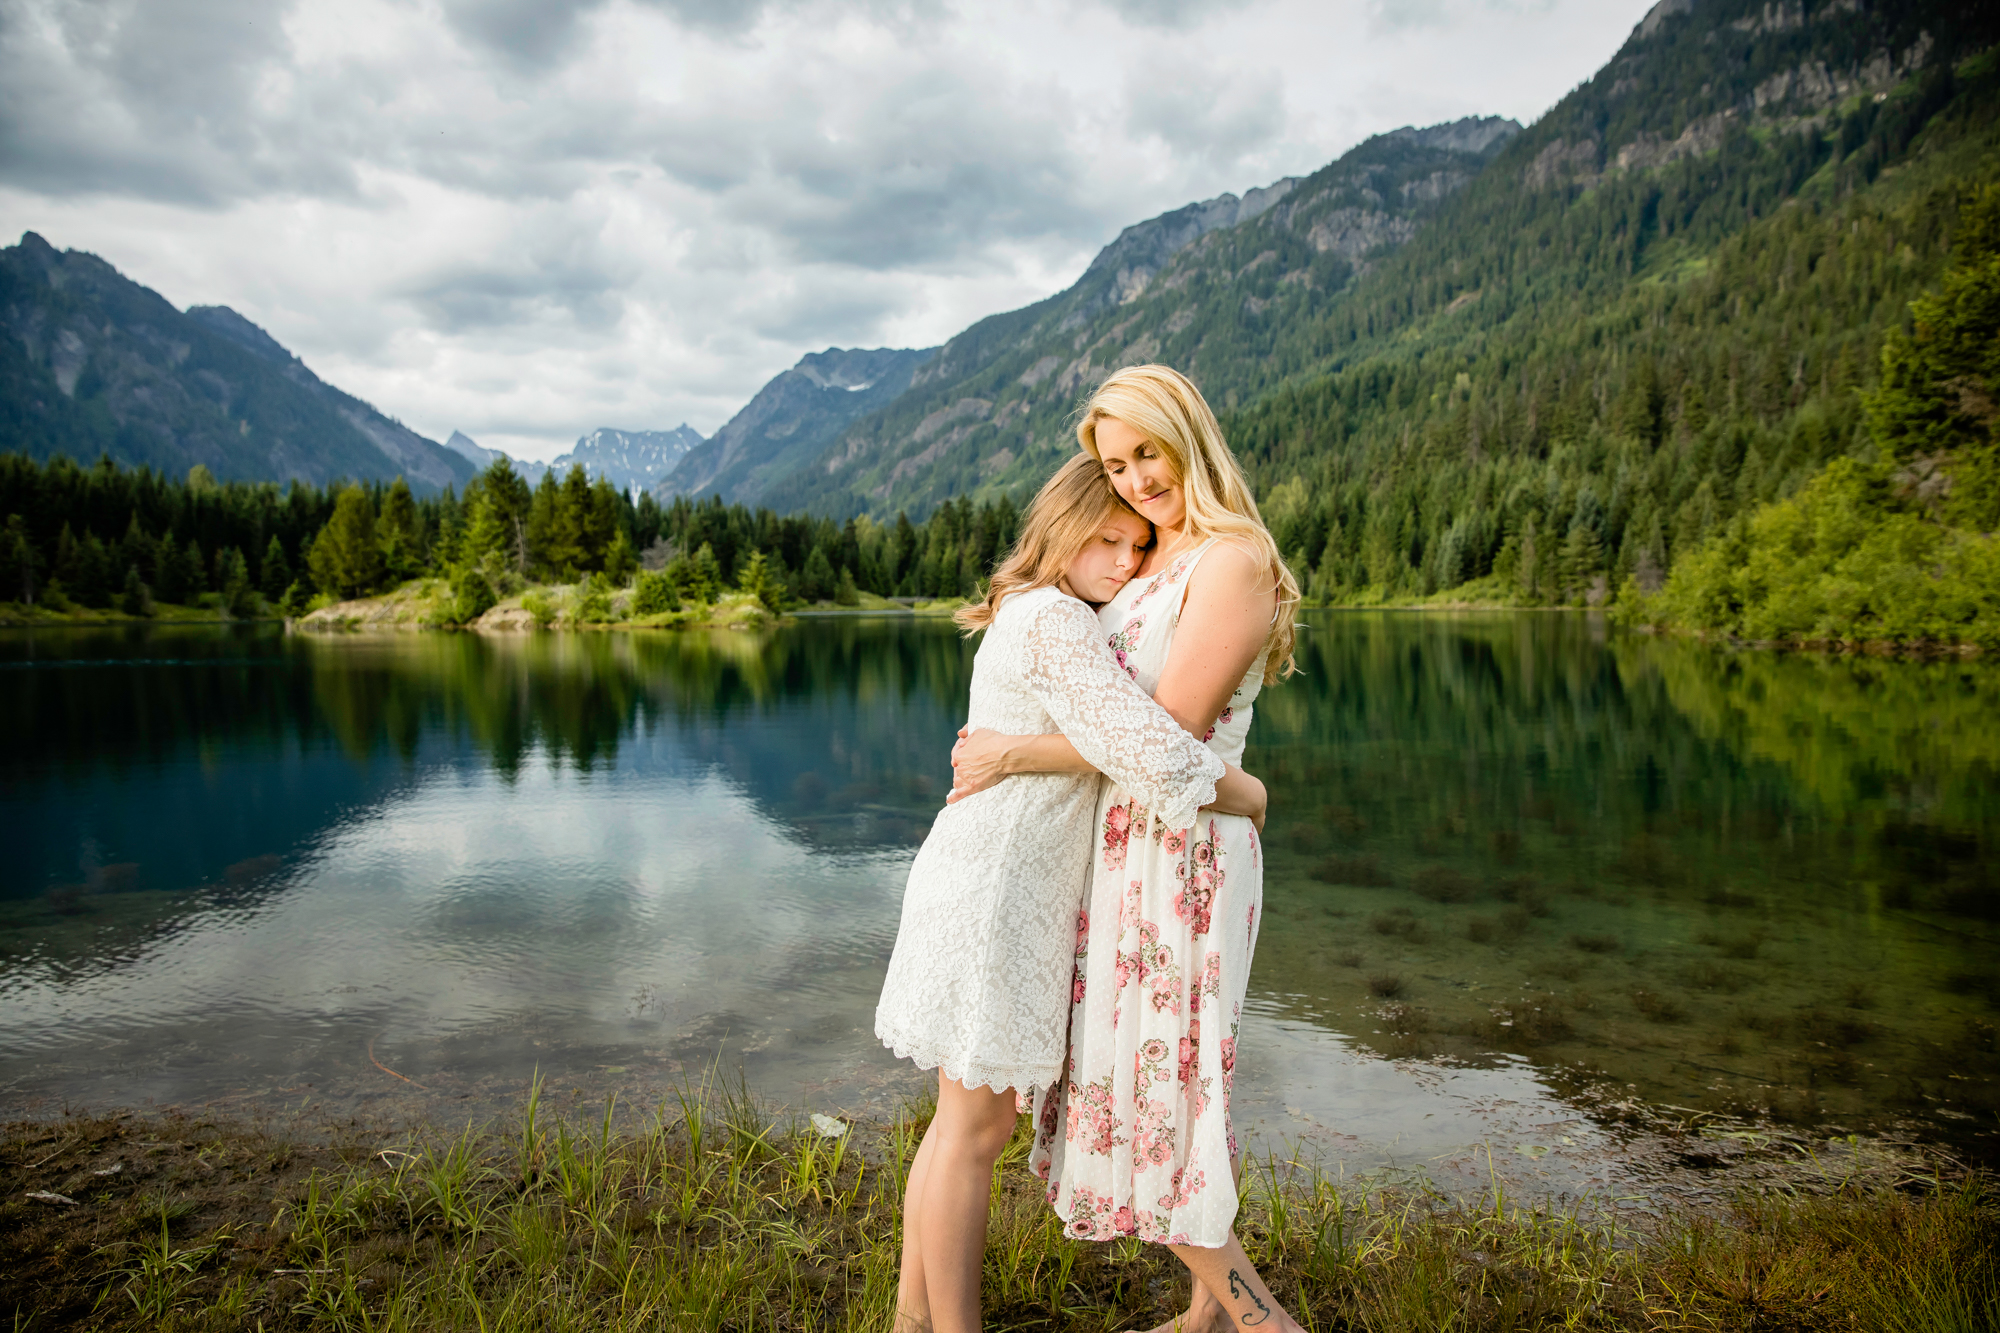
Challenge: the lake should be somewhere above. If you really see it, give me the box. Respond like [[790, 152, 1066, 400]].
[[2, 613, 1995, 1196]]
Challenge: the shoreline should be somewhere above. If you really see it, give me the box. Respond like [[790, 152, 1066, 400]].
[[5, 1093, 1992, 1331]]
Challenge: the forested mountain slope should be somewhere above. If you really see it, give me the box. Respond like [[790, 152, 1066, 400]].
[[0, 236, 476, 494], [654, 346, 936, 506], [784, 0, 1997, 624], [761, 116, 1520, 519], [1230, 0, 2000, 604]]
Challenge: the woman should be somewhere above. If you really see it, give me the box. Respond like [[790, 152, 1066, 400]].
[[875, 453, 1270, 1333], [948, 365, 1304, 1333]]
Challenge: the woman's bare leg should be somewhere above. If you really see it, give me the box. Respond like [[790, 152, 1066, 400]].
[[1158, 1233, 1305, 1333], [895, 1073, 1019, 1333]]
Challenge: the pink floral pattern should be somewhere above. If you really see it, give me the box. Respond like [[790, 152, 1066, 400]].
[[1029, 537, 1268, 1249], [1107, 617, 1146, 680], [1101, 802, 1134, 870]]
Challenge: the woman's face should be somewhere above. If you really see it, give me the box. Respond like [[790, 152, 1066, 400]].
[[1060, 511, 1152, 604], [1093, 417, 1185, 533]]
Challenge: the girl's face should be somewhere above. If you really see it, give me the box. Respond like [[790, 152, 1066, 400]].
[[1059, 511, 1152, 604], [1094, 417, 1185, 533]]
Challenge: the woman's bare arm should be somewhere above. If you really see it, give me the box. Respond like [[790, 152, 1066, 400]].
[[1151, 540, 1274, 739]]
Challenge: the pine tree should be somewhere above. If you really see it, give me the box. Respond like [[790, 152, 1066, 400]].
[[308, 486, 384, 599], [0, 515, 42, 603], [260, 535, 292, 600]]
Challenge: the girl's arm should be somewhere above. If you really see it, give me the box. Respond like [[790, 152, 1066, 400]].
[[948, 728, 1265, 827], [1010, 597, 1226, 833]]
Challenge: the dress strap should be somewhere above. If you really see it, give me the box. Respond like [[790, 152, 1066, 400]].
[[1161, 537, 1222, 622]]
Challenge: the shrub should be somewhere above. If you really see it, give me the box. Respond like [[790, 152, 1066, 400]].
[[632, 569, 682, 617]]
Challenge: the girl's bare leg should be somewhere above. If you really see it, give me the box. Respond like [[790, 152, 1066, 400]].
[[895, 1073, 1019, 1333], [895, 1121, 941, 1333]]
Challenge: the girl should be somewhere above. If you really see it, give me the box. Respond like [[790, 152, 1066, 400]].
[[949, 365, 1305, 1333], [875, 453, 1270, 1333]]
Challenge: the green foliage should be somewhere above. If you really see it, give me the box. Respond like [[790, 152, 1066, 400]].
[[631, 567, 682, 617], [1633, 176, 2000, 648], [0, 513, 41, 602], [520, 588, 557, 629], [117, 564, 152, 617], [307, 485, 384, 599], [603, 525, 638, 584], [1624, 458, 2000, 646], [446, 565, 497, 625], [279, 579, 312, 619], [1865, 180, 2000, 529], [575, 572, 617, 624], [736, 549, 785, 614]]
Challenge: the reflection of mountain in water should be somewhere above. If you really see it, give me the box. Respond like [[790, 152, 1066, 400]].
[[0, 619, 976, 906]]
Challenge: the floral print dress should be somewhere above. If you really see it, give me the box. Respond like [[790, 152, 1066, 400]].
[[1030, 539, 1267, 1248]]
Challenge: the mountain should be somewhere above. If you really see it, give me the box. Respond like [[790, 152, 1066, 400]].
[[0, 234, 475, 493], [773, 0, 2000, 625], [747, 115, 1521, 518], [653, 346, 936, 506], [553, 425, 704, 492]]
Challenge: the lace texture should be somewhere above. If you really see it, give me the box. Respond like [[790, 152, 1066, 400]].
[[874, 586, 1225, 1095]]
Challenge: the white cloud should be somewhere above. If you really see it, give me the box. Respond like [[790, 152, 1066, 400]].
[[0, 0, 1652, 458]]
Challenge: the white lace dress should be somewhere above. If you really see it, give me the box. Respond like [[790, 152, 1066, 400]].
[[875, 585, 1226, 1096], [1030, 539, 1267, 1247]]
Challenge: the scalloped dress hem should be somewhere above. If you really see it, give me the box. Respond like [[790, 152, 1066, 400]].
[[875, 1022, 1052, 1098]]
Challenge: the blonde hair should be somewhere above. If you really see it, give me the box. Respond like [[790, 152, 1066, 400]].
[[955, 454, 1144, 633], [1076, 364, 1299, 681]]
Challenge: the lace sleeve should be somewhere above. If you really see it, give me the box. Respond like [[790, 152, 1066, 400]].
[[1020, 596, 1225, 831]]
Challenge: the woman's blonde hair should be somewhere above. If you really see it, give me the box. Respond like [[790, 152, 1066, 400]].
[[955, 454, 1145, 633], [1076, 364, 1299, 681]]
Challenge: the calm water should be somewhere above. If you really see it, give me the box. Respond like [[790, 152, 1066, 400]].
[[2, 614, 1995, 1190]]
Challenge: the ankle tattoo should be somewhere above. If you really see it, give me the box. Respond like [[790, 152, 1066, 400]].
[[1226, 1269, 1270, 1326]]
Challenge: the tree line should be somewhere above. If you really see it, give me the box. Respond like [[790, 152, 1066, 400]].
[[0, 451, 1021, 621]]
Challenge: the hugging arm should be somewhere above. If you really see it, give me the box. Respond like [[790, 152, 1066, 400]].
[[1014, 599, 1228, 832], [952, 545, 1278, 821]]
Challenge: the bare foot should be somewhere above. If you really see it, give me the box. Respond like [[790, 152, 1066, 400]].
[[1126, 1293, 1233, 1333]]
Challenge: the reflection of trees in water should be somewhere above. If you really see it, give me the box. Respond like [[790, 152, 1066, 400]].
[[1250, 611, 1998, 1145], [1256, 613, 1996, 916], [296, 619, 975, 846]]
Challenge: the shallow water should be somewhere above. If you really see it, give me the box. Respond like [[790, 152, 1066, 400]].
[[1, 614, 1994, 1192]]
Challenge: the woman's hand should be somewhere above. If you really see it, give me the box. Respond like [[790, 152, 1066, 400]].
[[948, 727, 1015, 803], [1204, 764, 1267, 833]]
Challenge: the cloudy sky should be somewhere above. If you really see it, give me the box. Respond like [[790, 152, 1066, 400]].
[[0, 0, 1654, 460]]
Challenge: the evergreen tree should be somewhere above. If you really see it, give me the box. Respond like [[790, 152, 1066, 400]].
[[737, 549, 784, 613], [215, 545, 252, 615], [603, 527, 638, 586], [465, 458, 532, 574], [308, 486, 384, 599], [118, 565, 152, 617], [799, 545, 836, 602], [687, 542, 723, 604], [260, 535, 292, 600], [378, 476, 423, 584], [835, 566, 859, 606], [0, 514, 41, 603]]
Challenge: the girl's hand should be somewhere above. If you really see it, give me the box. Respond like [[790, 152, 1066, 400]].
[[948, 727, 1017, 803]]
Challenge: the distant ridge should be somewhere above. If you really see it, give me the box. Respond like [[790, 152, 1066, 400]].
[[0, 235, 475, 493], [655, 347, 936, 507]]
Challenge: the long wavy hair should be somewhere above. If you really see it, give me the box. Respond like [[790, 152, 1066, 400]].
[[1075, 364, 1299, 681], [955, 454, 1145, 633]]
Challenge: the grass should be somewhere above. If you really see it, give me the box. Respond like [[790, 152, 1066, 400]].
[[4, 1080, 1997, 1332]]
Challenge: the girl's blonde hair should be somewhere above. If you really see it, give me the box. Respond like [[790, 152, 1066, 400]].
[[955, 454, 1145, 633], [1076, 364, 1299, 681]]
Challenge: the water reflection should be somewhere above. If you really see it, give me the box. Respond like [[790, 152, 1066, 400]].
[[0, 614, 1993, 1181]]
